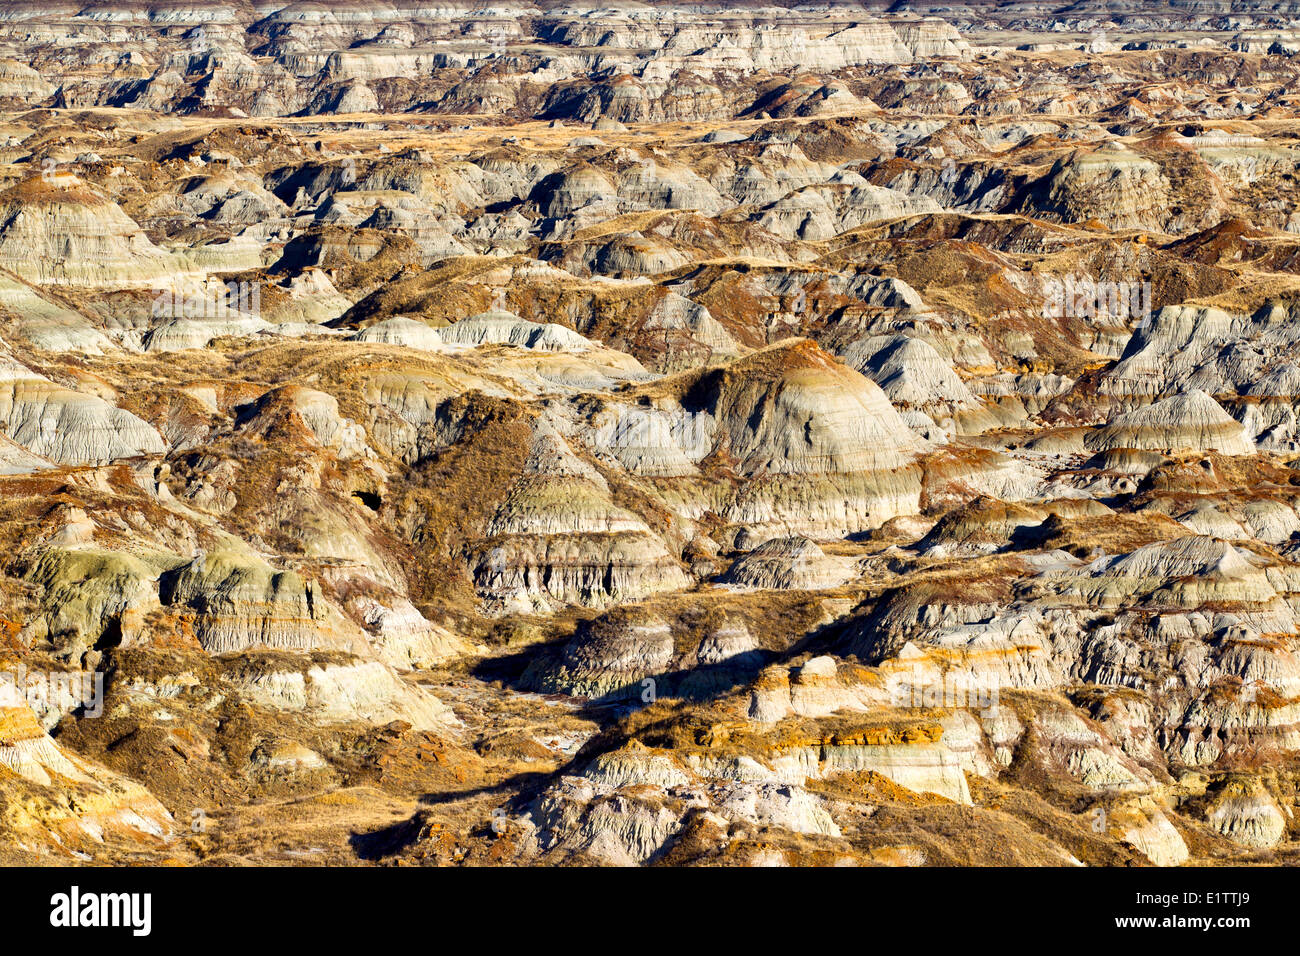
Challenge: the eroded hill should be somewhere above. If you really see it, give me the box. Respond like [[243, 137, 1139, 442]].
[[4, 0, 1300, 867]]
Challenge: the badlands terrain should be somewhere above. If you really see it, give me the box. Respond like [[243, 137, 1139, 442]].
[[9, 0, 1300, 867]]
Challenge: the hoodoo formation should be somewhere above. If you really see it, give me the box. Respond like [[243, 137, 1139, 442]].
[[4, 0, 1300, 872]]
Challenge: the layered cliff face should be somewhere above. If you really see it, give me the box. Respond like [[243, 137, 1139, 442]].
[[0, 683, 173, 858], [7, 1, 1300, 868], [0, 175, 202, 289]]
